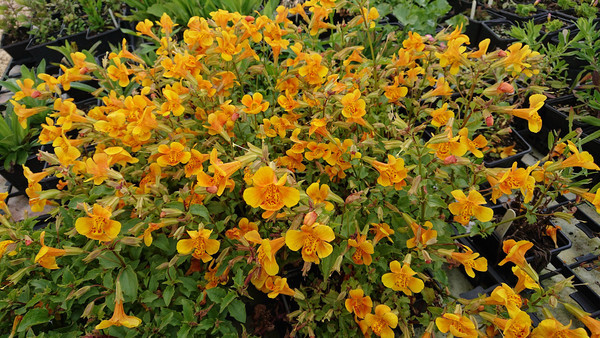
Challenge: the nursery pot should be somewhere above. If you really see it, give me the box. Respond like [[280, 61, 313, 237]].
[[479, 19, 518, 50], [0, 151, 46, 191], [483, 128, 532, 168], [86, 23, 125, 55], [0, 29, 32, 64]]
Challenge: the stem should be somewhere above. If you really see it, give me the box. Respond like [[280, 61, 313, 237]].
[[111, 248, 127, 268]]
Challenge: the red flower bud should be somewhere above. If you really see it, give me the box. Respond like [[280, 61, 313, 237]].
[[206, 186, 218, 194], [245, 16, 254, 22], [303, 211, 318, 226], [79, 67, 89, 74], [443, 155, 458, 165], [31, 90, 41, 98], [497, 82, 514, 94], [231, 112, 239, 121], [486, 115, 494, 126], [497, 50, 507, 57]]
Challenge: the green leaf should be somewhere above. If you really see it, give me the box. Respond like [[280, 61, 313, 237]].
[[206, 288, 226, 303], [180, 298, 195, 322], [219, 292, 236, 313], [189, 204, 211, 222], [121, 266, 139, 301], [146, 4, 171, 18], [18, 308, 51, 332], [163, 285, 175, 306], [228, 299, 246, 323]]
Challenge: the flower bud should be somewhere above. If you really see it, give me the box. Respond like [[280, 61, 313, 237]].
[[31, 90, 41, 98], [486, 115, 494, 126], [303, 211, 318, 226], [498, 82, 514, 94], [444, 155, 458, 165], [120, 236, 142, 246], [245, 16, 254, 22], [206, 186, 218, 194], [497, 50, 507, 57]]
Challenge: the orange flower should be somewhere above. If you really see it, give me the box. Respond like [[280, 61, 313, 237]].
[[512, 266, 540, 293], [345, 289, 373, 319], [340, 89, 367, 126], [545, 225, 561, 248], [184, 149, 210, 178], [435, 36, 469, 75], [242, 92, 269, 115], [348, 234, 374, 266], [243, 166, 300, 218], [196, 148, 241, 196], [244, 230, 286, 275], [141, 222, 166, 247], [468, 39, 490, 59], [484, 283, 523, 316], [459, 128, 488, 158], [265, 276, 295, 298], [449, 190, 493, 225], [75, 204, 122, 242], [563, 303, 600, 338], [384, 76, 408, 103], [160, 88, 185, 117], [483, 309, 531, 338], [448, 246, 488, 278], [215, 29, 242, 61], [85, 152, 111, 185], [107, 58, 133, 87], [156, 142, 191, 167], [498, 239, 533, 268], [372, 155, 408, 190], [435, 313, 478, 338], [10, 100, 46, 128], [176, 229, 220, 263], [422, 76, 452, 100], [285, 222, 335, 264], [364, 304, 398, 338], [0, 239, 17, 258], [430, 103, 454, 128], [12, 78, 37, 101], [34, 231, 66, 270], [370, 222, 395, 244], [507, 94, 545, 133], [495, 42, 540, 77], [96, 281, 142, 330], [204, 262, 229, 289], [382, 260, 424, 295], [406, 221, 437, 249], [225, 218, 258, 240], [531, 318, 589, 338], [298, 53, 328, 86], [560, 141, 600, 170], [306, 181, 334, 211], [428, 129, 468, 160]]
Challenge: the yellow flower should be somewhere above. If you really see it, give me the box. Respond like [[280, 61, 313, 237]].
[[507, 94, 545, 133], [136, 19, 158, 39], [244, 230, 286, 275], [468, 38, 490, 59], [382, 260, 424, 295], [243, 166, 300, 218], [364, 304, 398, 338], [435, 36, 469, 75], [484, 283, 523, 316], [265, 276, 295, 298], [285, 222, 335, 264], [370, 222, 395, 244], [560, 140, 600, 170], [430, 103, 454, 128], [225, 218, 258, 241], [422, 76, 452, 99], [298, 53, 328, 86], [345, 289, 373, 319], [85, 153, 111, 185], [160, 88, 185, 117], [496, 42, 540, 77], [512, 266, 540, 293], [34, 231, 66, 270], [348, 234, 374, 266], [107, 58, 133, 87], [10, 100, 46, 129], [12, 78, 37, 101], [498, 239, 533, 268], [156, 142, 191, 167], [196, 148, 241, 196], [563, 303, 600, 338], [184, 149, 209, 178], [176, 229, 220, 263], [448, 246, 488, 278], [306, 181, 334, 211], [484, 309, 531, 338], [372, 155, 408, 190], [0, 240, 17, 258], [384, 76, 408, 103], [435, 313, 478, 338], [406, 221, 437, 249], [459, 128, 488, 158], [242, 92, 269, 115], [215, 29, 243, 61], [340, 89, 367, 126], [531, 318, 589, 338], [75, 204, 121, 242], [358, 7, 379, 29], [427, 129, 467, 160], [448, 190, 493, 226], [141, 222, 165, 247], [96, 281, 142, 330]]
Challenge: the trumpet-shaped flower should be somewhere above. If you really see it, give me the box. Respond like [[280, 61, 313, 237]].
[[10, 100, 47, 128], [381, 260, 424, 295], [370, 222, 395, 244], [507, 94, 545, 133], [265, 276, 295, 298], [345, 289, 373, 319], [484, 283, 523, 316], [348, 234, 374, 265], [176, 229, 220, 263], [512, 266, 540, 293], [364, 305, 398, 338], [285, 222, 335, 264], [0, 240, 17, 258], [156, 142, 191, 167], [448, 189, 493, 225], [34, 231, 66, 269], [340, 89, 367, 126], [243, 166, 300, 218], [498, 239, 533, 268], [107, 58, 133, 87], [196, 148, 241, 195], [430, 103, 454, 128], [244, 230, 286, 275], [242, 92, 269, 115], [306, 181, 334, 211], [449, 246, 488, 278], [561, 141, 600, 170], [298, 53, 328, 86], [406, 221, 437, 249], [372, 155, 408, 190], [75, 204, 121, 242], [96, 281, 142, 330], [531, 318, 589, 338], [225, 218, 258, 241], [435, 313, 478, 338]]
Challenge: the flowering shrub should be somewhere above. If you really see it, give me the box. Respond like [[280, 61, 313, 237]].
[[2, 0, 600, 336]]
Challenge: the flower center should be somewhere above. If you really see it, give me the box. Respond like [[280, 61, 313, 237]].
[[371, 318, 387, 335], [193, 237, 206, 258], [302, 235, 319, 257], [263, 184, 281, 208], [394, 272, 410, 289], [92, 216, 107, 235]]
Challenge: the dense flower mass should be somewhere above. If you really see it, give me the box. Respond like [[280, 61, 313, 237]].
[[0, 2, 597, 337]]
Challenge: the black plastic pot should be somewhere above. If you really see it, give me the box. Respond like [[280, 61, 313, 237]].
[[534, 11, 577, 44], [0, 151, 46, 191], [539, 95, 594, 135], [487, 4, 547, 24], [480, 19, 518, 50], [483, 128, 532, 168], [0, 30, 32, 64], [86, 24, 126, 55]]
